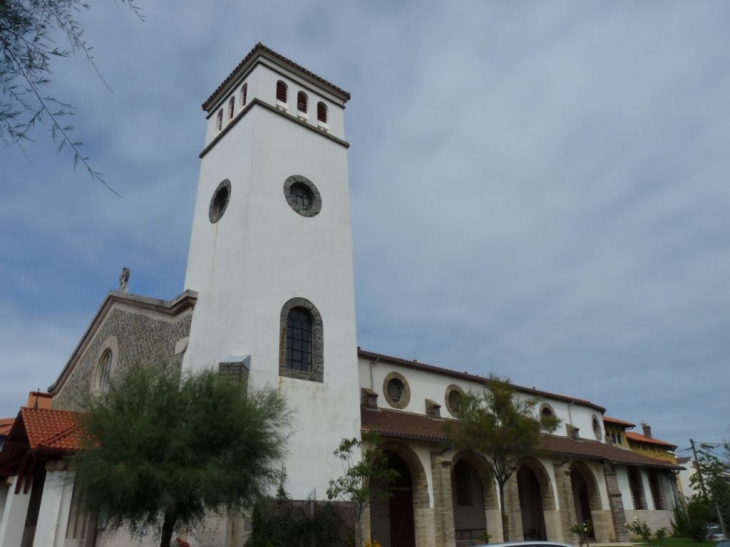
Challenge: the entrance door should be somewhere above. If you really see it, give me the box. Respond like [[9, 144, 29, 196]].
[[571, 469, 593, 534], [517, 465, 546, 541], [370, 452, 415, 547]]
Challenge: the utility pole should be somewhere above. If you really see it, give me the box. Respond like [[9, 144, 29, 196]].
[[690, 439, 728, 539]]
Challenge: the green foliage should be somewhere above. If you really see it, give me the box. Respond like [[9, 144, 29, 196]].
[[689, 443, 730, 531], [248, 499, 355, 547], [72, 363, 290, 547], [0, 0, 140, 191], [441, 375, 560, 541], [626, 517, 652, 542], [570, 520, 593, 547], [672, 497, 691, 537], [327, 431, 399, 547], [656, 527, 668, 545], [686, 498, 714, 542]]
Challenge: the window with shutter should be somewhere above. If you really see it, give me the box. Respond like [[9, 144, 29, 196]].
[[276, 80, 288, 103], [317, 101, 327, 123], [297, 91, 308, 113]]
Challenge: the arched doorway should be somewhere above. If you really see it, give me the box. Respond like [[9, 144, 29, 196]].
[[370, 452, 416, 547], [452, 458, 488, 546], [571, 469, 593, 533], [517, 465, 546, 540]]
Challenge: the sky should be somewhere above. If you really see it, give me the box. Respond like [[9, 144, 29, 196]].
[[1, 1, 729, 453]]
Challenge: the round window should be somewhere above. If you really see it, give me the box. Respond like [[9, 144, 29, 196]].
[[290, 183, 313, 211], [445, 384, 465, 416], [284, 175, 322, 217], [387, 378, 404, 403], [592, 415, 602, 440], [382, 372, 410, 409], [209, 179, 231, 223]]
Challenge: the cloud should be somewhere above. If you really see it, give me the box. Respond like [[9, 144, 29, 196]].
[[1, 1, 729, 449]]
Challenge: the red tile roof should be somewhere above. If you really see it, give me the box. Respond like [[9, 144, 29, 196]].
[[603, 416, 636, 428], [202, 43, 351, 112], [361, 406, 680, 470], [19, 408, 86, 452], [626, 431, 677, 450], [0, 418, 14, 436], [357, 348, 606, 412]]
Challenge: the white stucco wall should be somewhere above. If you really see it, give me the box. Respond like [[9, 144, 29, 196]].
[[184, 60, 359, 500], [358, 356, 606, 443], [205, 61, 346, 146]]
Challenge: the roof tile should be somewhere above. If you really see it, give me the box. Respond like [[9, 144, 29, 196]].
[[19, 408, 86, 452], [202, 43, 350, 112], [361, 406, 679, 470]]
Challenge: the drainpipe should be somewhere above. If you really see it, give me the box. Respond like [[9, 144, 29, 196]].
[[567, 401, 575, 426]]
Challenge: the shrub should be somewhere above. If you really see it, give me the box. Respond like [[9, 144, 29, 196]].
[[686, 498, 713, 542], [626, 517, 652, 543]]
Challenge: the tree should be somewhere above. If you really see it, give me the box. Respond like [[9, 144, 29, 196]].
[[441, 375, 559, 542], [327, 431, 399, 547], [72, 364, 290, 547], [689, 441, 730, 536], [1, 0, 140, 193]]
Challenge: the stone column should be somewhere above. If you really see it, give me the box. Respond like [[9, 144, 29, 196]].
[[604, 466, 629, 542], [505, 474, 523, 542], [0, 476, 32, 547], [430, 452, 456, 547], [552, 463, 576, 542]]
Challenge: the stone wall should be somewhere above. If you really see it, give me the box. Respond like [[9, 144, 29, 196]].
[[625, 509, 674, 536], [52, 306, 192, 410]]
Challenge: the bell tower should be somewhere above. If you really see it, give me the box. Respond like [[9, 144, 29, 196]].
[[183, 44, 360, 498]]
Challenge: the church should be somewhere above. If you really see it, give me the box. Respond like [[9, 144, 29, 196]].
[[0, 43, 680, 547]]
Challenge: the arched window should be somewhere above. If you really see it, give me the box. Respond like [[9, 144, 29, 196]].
[[216, 109, 223, 131], [228, 97, 235, 120], [317, 101, 327, 123], [297, 91, 308, 114], [276, 80, 288, 104], [97, 349, 113, 394], [286, 308, 312, 372], [241, 83, 248, 107], [279, 297, 324, 382]]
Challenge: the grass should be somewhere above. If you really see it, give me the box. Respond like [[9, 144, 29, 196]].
[[594, 538, 725, 547]]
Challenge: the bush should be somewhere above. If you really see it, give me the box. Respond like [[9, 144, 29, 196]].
[[686, 498, 714, 542], [672, 497, 690, 537], [626, 517, 652, 543]]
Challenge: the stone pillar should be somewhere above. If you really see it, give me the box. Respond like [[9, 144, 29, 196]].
[[604, 466, 629, 542], [32, 464, 75, 547], [553, 463, 576, 542], [505, 474, 523, 542], [430, 452, 455, 547], [0, 476, 32, 547]]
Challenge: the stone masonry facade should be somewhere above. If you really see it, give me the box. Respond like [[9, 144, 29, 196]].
[[52, 306, 193, 410]]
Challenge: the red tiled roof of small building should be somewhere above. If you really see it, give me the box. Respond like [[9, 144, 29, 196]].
[[603, 416, 636, 428], [18, 407, 86, 452], [626, 431, 677, 450], [357, 348, 606, 412], [202, 42, 351, 112], [361, 406, 680, 470], [0, 418, 15, 436]]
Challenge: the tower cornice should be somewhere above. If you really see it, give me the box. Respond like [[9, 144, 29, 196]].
[[202, 42, 351, 113]]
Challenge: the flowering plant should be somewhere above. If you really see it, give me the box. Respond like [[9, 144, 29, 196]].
[[625, 517, 652, 542], [174, 538, 191, 547], [570, 520, 593, 547]]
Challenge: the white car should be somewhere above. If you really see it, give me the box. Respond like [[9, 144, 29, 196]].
[[473, 542, 574, 547]]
